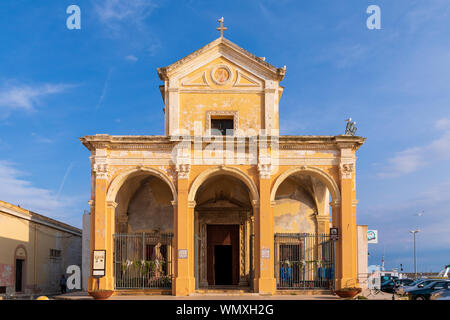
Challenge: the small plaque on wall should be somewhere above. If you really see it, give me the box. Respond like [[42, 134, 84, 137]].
[[261, 248, 270, 259], [178, 249, 188, 259], [92, 250, 106, 278]]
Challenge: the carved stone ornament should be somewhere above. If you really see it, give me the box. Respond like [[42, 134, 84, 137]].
[[93, 163, 109, 180], [176, 163, 191, 179], [211, 64, 233, 85], [340, 162, 354, 179], [258, 163, 272, 179]]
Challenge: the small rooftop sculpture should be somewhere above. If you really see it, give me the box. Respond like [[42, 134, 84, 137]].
[[345, 118, 357, 136]]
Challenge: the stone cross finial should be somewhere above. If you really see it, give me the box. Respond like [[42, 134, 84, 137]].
[[217, 17, 227, 38]]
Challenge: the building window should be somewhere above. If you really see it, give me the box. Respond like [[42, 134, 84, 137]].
[[211, 118, 234, 136], [50, 249, 62, 259]]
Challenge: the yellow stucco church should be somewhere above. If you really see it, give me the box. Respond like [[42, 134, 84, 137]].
[[81, 20, 365, 296]]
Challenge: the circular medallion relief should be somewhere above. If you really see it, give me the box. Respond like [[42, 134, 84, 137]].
[[211, 65, 232, 85]]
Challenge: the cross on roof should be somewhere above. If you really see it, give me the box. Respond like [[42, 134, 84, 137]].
[[217, 17, 227, 38]]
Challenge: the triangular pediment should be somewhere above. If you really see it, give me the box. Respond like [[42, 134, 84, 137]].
[[157, 37, 286, 83]]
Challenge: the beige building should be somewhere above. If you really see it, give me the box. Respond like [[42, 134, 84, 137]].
[[0, 200, 82, 296]]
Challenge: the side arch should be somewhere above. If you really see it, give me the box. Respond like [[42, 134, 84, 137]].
[[188, 166, 259, 204], [106, 167, 177, 203], [270, 166, 341, 203]]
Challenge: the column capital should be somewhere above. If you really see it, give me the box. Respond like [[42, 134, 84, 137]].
[[171, 200, 178, 207], [106, 201, 118, 209], [330, 200, 341, 208], [176, 163, 190, 180], [187, 200, 196, 208], [257, 163, 272, 179], [316, 215, 331, 222], [251, 200, 260, 209], [93, 163, 109, 180]]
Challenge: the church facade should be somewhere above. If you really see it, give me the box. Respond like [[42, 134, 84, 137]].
[[81, 29, 365, 296]]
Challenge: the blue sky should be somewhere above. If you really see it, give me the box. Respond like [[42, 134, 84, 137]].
[[0, 0, 449, 272]]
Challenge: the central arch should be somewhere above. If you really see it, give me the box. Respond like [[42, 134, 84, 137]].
[[189, 166, 258, 289], [188, 166, 259, 204]]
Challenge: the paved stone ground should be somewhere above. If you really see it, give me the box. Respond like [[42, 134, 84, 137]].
[[51, 289, 403, 300]]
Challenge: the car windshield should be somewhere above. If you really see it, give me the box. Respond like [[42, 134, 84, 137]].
[[409, 279, 423, 286]]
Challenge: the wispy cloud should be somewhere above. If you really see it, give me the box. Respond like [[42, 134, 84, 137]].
[[93, 0, 163, 57], [95, 68, 113, 111], [125, 55, 138, 62], [0, 160, 78, 224], [31, 132, 54, 144], [0, 82, 72, 112], [379, 118, 450, 177], [94, 0, 158, 35], [57, 162, 74, 200]]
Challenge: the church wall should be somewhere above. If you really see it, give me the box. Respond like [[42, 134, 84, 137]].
[[114, 175, 174, 234], [273, 179, 318, 234]]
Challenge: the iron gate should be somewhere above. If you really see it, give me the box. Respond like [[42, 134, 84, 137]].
[[114, 233, 173, 289], [275, 233, 334, 290]]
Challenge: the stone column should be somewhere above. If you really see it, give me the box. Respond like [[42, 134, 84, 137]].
[[88, 155, 112, 291], [254, 164, 276, 294], [173, 164, 195, 295], [336, 148, 358, 289]]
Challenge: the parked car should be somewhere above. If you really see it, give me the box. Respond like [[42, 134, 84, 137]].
[[396, 278, 437, 295], [430, 288, 450, 300], [381, 278, 414, 293], [381, 275, 398, 282], [406, 280, 450, 300]]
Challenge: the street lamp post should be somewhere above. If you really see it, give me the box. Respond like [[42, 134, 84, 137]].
[[410, 229, 420, 279]]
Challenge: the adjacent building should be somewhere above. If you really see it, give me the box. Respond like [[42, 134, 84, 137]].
[[0, 200, 82, 296]]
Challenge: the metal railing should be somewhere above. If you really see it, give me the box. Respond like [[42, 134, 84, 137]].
[[275, 233, 334, 290], [114, 233, 173, 289]]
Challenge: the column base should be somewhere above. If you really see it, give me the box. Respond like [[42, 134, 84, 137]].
[[253, 277, 276, 295], [173, 277, 196, 296]]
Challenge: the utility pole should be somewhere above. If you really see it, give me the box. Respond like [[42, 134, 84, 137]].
[[409, 229, 420, 279]]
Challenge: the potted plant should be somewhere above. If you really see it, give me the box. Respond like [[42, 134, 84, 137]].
[[334, 280, 361, 298], [334, 287, 362, 298], [88, 278, 114, 300]]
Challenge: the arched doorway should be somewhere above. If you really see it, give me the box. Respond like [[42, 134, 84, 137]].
[[14, 246, 27, 293], [271, 168, 339, 290], [192, 174, 254, 289], [111, 169, 176, 290]]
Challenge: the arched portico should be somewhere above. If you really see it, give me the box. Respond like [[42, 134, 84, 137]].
[[270, 166, 340, 204], [270, 165, 357, 290], [107, 167, 177, 203]]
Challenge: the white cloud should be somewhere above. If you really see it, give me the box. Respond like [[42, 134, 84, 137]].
[[94, 0, 157, 33], [0, 82, 72, 112], [379, 118, 450, 177], [0, 160, 79, 225], [125, 55, 138, 62], [31, 132, 54, 144]]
